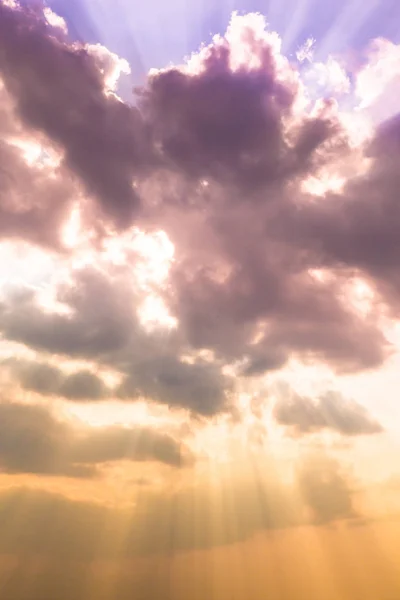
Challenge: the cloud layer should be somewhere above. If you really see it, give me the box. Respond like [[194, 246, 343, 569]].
[[0, 2, 399, 421]]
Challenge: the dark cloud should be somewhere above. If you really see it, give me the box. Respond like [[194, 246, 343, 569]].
[[135, 23, 391, 376], [0, 79, 74, 248], [138, 20, 347, 191], [274, 390, 383, 436], [58, 369, 108, 400], [7, 358, 109, 401], [0, 402, 90, 478], [0, 402, 191, 476], [139, 49, 290, 188], [267, 116, 400, 320], [0, 265, 232, 415], [12, 361, 63, 396], [117, 356, 230, 415], [0, 267, 135, 358], [0, 1, 149, 228]]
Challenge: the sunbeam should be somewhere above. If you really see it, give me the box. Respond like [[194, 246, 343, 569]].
[[1, 0, 400, 598]]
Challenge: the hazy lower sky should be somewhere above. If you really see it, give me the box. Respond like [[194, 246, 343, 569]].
[[1, 1, 400, 598]]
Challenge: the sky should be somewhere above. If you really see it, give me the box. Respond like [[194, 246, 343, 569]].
[[1, 0, 400, 598]]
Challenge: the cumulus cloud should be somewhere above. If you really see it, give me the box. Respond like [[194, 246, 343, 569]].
[[0, 2, 400, 420], [134, 14, 393, 376], [274, 389, 383, 436], [0, 402, 191, 476], [0, 1, 148, 228]]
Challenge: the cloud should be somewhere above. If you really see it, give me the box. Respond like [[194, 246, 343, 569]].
[[0, 402, 191, 476], [296, 37, 315, 63], [7, 358, 109, 401], [0, 264, 232, 415], [271, 121, 400, 322], [0, 402, 90, 478], [58, 370, 108, 400], [117, 356, 230, 415], [297, 456, 357, 524], [274, 389, 383, 436], [0, 267, 135, 359], [134, 14, 392, 376], [0, 1, 148, 228], [0, 4, 400, 419], [70, 425, 190, 468], [0, 78, 75, 248], [356, 38, 400, 123], [302, 57, 350, 96]]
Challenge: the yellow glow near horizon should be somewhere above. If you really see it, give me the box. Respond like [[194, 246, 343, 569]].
[[0, 8, 400, 576]]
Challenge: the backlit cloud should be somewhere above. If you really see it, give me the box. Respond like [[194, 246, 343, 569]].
[[0, 2, 399, 428]]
